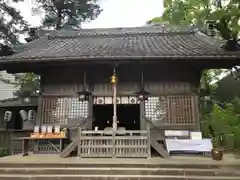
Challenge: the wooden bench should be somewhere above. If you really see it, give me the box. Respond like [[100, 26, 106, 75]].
[[13, 125, 67, 156], [164, 130, 212, 156]]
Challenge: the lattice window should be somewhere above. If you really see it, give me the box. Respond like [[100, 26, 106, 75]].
[[144, 96, 196, 125], [168, 96, 194, 124], [41, 97, 88, 125], [70, 98, 88, 119], [144, 97, 168, 123]]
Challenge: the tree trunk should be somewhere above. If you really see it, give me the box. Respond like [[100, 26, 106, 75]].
[[56, 9, 62, 29]]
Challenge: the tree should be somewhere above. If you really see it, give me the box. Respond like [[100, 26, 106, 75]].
[[211, 0, 240, 42], [34, 0, 102, 29], [0, 44, 14, 56], [0, 0, 28, 46], [202, 102, 240, 152], [10, 0, 103, 98], [147, 0, 212, 28], [0, 1, 35, 98], [148, 0, 240, 42], [148, 0, 240, 113], [13, 73, 40, 97]]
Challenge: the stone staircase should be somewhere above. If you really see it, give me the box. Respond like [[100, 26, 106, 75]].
[[0, 161, 239, 180]]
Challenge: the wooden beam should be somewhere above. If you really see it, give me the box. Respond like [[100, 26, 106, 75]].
[[152, 124, 197, 131], [150, 128, 170, 158], [151, 138, 170, 158], [60, 138, 77, 158]]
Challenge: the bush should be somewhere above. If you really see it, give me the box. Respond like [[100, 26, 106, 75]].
[[0, 147, 9, 157], [201, 102, 240, 152]]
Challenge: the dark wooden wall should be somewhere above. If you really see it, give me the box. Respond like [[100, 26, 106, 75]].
[[40, 63, 201, 95], [36, 63, 201, 132]]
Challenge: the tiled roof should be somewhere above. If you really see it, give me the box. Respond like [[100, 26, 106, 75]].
[[1, 26, 240, 62], [0, 96, 38, 107]]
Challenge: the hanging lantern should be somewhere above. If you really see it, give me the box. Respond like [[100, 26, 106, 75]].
[[110, 74, 117, 84], [136, 88, 150, 102], [76, 72, 91, 101], [135, 66, 150, 102], [76, 89, 91, 102], [23, 97, 31, 103]]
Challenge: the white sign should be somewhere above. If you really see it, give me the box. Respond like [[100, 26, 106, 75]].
[[190, 132, 202, 140]]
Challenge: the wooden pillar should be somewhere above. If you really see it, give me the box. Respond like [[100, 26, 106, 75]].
[[194, 95, 200, 131], [36, 77, 44, 126], [112, 83, 117, 131], [35, 95, 43, 125], [87, 73, 94, 130], [111, 69, 117, 132], [146, 122, 151, 158], [140, 101, 146, 130], [0, 108, 7, 129], [87, 81, 94, 130], [77, 127, 82, 157]]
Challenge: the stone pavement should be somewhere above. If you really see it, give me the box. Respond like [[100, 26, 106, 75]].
[[0, 154, 239, 179], [0, 153, 239, 165]]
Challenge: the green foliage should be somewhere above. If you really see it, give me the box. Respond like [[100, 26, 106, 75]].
[[210, 0, 240, 40], [148, 0, 212, 28], [148, 0, 240, 40], [1, 0, 102, 98], [0, 44, 14, 56], [201, 102, 240, 152], [34, 0, 102, 29], [7, 0, 102, 97], [0, 147, 9, 157], [13, 73, 40, 97], [200, 69, 228, 97], [0, 72, 40, 98], [200, 69, 240, 153], [0, 1, 36, 98], [0, 0, 28, 46], [147, 17, 164, 24], [214, 71, 240, 102]]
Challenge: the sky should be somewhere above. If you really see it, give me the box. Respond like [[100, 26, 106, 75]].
[[10, 0, 164, 28]]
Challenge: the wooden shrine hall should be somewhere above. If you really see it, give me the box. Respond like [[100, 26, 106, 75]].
[[0, 25, 239, 158]]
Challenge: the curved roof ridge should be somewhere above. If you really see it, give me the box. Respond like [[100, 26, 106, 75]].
[[48, 30, 196, 40], [195, 31, 225, 48], [46, 25, 197, 40]]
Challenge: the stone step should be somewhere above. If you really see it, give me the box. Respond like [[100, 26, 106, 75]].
[[0, 167, 239, 177], [0, 174, 240, 180], [0, 162, 238, 169]]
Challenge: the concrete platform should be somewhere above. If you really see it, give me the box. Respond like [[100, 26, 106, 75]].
[[0, 154, 239, 165], [0, 154, 239, 180]]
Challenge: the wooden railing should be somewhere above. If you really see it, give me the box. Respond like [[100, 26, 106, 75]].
[[77, 130, 150, 158]]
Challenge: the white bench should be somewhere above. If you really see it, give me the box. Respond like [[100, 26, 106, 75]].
[[164, 130, 212, 154]]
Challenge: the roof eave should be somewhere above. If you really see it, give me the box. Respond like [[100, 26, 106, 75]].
[[0, 55, 239, 72], [1, 55, 239, 64]]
